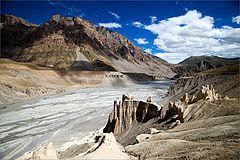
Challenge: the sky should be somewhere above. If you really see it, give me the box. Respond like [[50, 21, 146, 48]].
[[1, 1, 240, 64]]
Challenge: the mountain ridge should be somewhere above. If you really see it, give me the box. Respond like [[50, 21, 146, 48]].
[[179, 55, 239, 66], [171, 55, 239, 79], [1, 14, 174, 78]]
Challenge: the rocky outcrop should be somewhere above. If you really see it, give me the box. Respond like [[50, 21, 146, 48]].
[[194, 85, 221, 101], [177, 85, 221, 104], [168, 75, 208, 96], [104, 84, 222, 138], [104, 84, 224, 145], [168, 85, 222, 122], [103, 95, 161, 136], [168, 72, 240, 100]]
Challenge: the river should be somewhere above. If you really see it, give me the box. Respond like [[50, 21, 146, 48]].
[[0, 81, 172, 159]]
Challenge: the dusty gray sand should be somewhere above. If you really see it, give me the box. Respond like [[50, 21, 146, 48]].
[[0, 80, 172, 159]]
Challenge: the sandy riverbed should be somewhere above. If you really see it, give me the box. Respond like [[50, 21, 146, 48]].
[[0, 81, 172, 159]]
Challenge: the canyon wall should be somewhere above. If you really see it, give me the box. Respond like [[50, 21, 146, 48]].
[[103, 95, 160, 136]]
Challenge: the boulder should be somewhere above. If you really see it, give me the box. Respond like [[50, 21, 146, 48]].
[[136, 134, 152, 143]]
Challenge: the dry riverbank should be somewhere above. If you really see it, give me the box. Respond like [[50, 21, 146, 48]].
[[0, 59, 135, 104]]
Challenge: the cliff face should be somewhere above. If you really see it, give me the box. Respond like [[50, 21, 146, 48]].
[[168, 85, 222, 123], [1, 14, 175, 78], [104, 84, 223, 136], [168, 73, 240, 100], [103, 95, 160, 136], [103, 70, 239, 146], [123, 72, 240, 159]]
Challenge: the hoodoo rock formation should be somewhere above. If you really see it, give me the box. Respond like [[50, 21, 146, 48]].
[[104, 84, 224, 144], [103, 94, 161, 136], [168, 85, 222, 122]]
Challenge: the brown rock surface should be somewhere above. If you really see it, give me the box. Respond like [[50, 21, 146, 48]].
[[103, 95, 160, 136], [126, 99, 240, 160], [1, 14, 175, 77]]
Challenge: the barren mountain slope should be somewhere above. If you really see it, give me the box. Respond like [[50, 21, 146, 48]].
[[169, 64, 240, 100], [172, 56, 239, 78], [0, 59, 134, 104], [1, 14, 175, 78]]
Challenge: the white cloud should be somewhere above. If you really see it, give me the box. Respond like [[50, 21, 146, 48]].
[[98, 22, 122, 29], [232, 15, 240, 24], [150, 16, 157, 24], [109, 11, 120, 20], [144, 48, 152, 53], [47, 0, 83, 16], [132, 21, 144, 28], [144, 10, 240, 63], [134, 38, 149, 44]]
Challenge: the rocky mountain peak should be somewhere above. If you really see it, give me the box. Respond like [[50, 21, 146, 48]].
[[1, 14, 175, 77], [1, 14, 38, 27], [49, 14, 95, 30]]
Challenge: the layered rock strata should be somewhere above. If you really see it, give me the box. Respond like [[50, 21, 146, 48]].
[[168, 73, 240, 100], [104, 84, 224, 139], [168, 85, 222, 122], [103, 95, 161, 136], [1, 14, 175, 78]]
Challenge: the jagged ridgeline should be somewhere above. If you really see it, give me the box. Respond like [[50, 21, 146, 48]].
[[1, 14, 174, 78]]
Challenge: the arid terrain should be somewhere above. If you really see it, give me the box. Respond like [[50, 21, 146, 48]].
[[0, 13, 239, 160], [0, 58, 136, 104], [6, 64, 237, 160]]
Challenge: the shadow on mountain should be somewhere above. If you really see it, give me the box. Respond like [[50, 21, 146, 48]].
[[71, 60, 94, 71]]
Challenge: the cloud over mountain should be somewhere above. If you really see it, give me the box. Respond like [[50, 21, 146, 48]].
[[98, 22, 122, 28], [134, 38, 149, 44], [141, 10, 240, 63]]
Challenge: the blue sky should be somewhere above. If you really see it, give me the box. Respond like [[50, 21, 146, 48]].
[[1, 1, 240, 63]]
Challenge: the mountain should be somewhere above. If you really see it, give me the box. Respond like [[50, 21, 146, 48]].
[[179, 55, 239, 67], [0, 14, 175, 78], [172, 55, 239, 78]]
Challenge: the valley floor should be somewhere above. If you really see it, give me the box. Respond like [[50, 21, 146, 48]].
[[0, 80, 171, 159], [1, 59, 239, 160]]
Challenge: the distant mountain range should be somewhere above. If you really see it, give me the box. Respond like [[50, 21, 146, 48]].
[[172, 55, 239, 79], [1, 14, 239, 79], [179, 55, 239, 67], [0, 14, 174, 78]]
